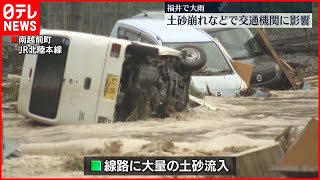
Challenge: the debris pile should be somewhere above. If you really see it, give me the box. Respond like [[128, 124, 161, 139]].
[[275, 126, 299, 153], [272, 118, 318, 178], [240, 88, 272, 97], [2, 74, 21, 103]]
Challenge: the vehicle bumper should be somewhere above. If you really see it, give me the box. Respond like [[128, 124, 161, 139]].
[[251, 75, 282, 89], [200, 89, 242, 97]]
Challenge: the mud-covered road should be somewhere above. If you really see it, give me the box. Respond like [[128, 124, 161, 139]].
[[2, 88, 318, 177]]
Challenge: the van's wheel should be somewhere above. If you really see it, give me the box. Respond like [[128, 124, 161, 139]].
[[176, 45, 206, 72]]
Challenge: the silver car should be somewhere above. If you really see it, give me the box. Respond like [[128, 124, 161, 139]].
[[204, 28, 290, 89], [111, 17, 246, 97]]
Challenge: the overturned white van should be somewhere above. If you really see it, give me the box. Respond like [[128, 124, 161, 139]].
[[18, 30, 198, 125]]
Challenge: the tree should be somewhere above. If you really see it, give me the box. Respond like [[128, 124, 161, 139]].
[[67, 2, 82, 31], [40, 3, 49, 28]]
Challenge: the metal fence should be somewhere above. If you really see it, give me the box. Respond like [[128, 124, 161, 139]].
[[42, 2, 163, 36]]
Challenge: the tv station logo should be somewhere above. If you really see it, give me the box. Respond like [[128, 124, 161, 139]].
[[1, 0, 40, 35]]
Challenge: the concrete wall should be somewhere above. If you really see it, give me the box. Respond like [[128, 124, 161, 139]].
[[231, 143, 283, 177]]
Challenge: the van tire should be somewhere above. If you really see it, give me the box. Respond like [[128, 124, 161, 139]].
[[176, 45, 207, 72]]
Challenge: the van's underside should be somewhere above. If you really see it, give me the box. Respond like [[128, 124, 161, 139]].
[[114, 43, 191, 122]]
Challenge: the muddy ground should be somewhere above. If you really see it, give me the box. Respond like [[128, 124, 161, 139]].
[[2, 29, 318, 177], [280, 52, 318, 78], [2, 88, 318, 177]]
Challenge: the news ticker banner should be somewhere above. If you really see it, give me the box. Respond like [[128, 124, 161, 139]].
[[84, 156, 236, 176], [0, 2, 314, 36], [164, 2, 313, 28]]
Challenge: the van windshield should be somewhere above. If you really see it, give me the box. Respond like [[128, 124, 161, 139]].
[[207, 29, 263, 59], [163, 42, 232, 75]]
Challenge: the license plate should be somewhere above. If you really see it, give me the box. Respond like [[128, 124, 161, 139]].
[[104, 74, 119, 101]]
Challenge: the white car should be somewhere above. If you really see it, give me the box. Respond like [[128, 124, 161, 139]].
[[18, 29, 196, 125], [111, 17, 246, 97]]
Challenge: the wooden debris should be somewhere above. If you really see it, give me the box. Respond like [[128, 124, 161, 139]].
[[255, 29, 298, 88], [231, 60, 253, 87], [303, 76, 318, 81], [7, 74, 21, 83], [189, 95, 218, 110], [275, 126, 298, 153]]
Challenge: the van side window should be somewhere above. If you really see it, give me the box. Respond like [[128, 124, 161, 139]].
[[126, 30, 139, 41], [140, 34, 155, 45], [118, 28, 127, 39], [141, 37, 153, 44], [117, 27, 139, 42]]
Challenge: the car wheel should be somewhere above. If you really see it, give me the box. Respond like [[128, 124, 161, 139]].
[[176, 45, 206, 72]]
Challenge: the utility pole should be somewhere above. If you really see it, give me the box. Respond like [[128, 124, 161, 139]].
[[91, 3, 93, 33], [67, 2, 82, 31], [304, 28, 312, 52], [64, 3, 67, 30], [47, 3, 51, 28]]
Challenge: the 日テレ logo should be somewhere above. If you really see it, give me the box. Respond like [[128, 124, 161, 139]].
[[1, 0, 40, 35]]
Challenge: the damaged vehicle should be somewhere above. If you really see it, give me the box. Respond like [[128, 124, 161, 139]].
[[111, 17, 247, 97], [132, 12, 290, 89], [204, 28, 291, 89], [18, 30, 199, 125]]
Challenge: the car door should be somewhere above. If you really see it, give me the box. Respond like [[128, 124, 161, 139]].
[[55, 36, 111, 125], [191, 40, 244, 97], [28, 36, 70, 120]]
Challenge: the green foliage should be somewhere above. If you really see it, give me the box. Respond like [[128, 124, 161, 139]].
[[40, 3, 49, 28], [64, 155, 84, 171], [312, 3, 318, 25], [40, 2, 163, 34], [2, 84, 19, 103]]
